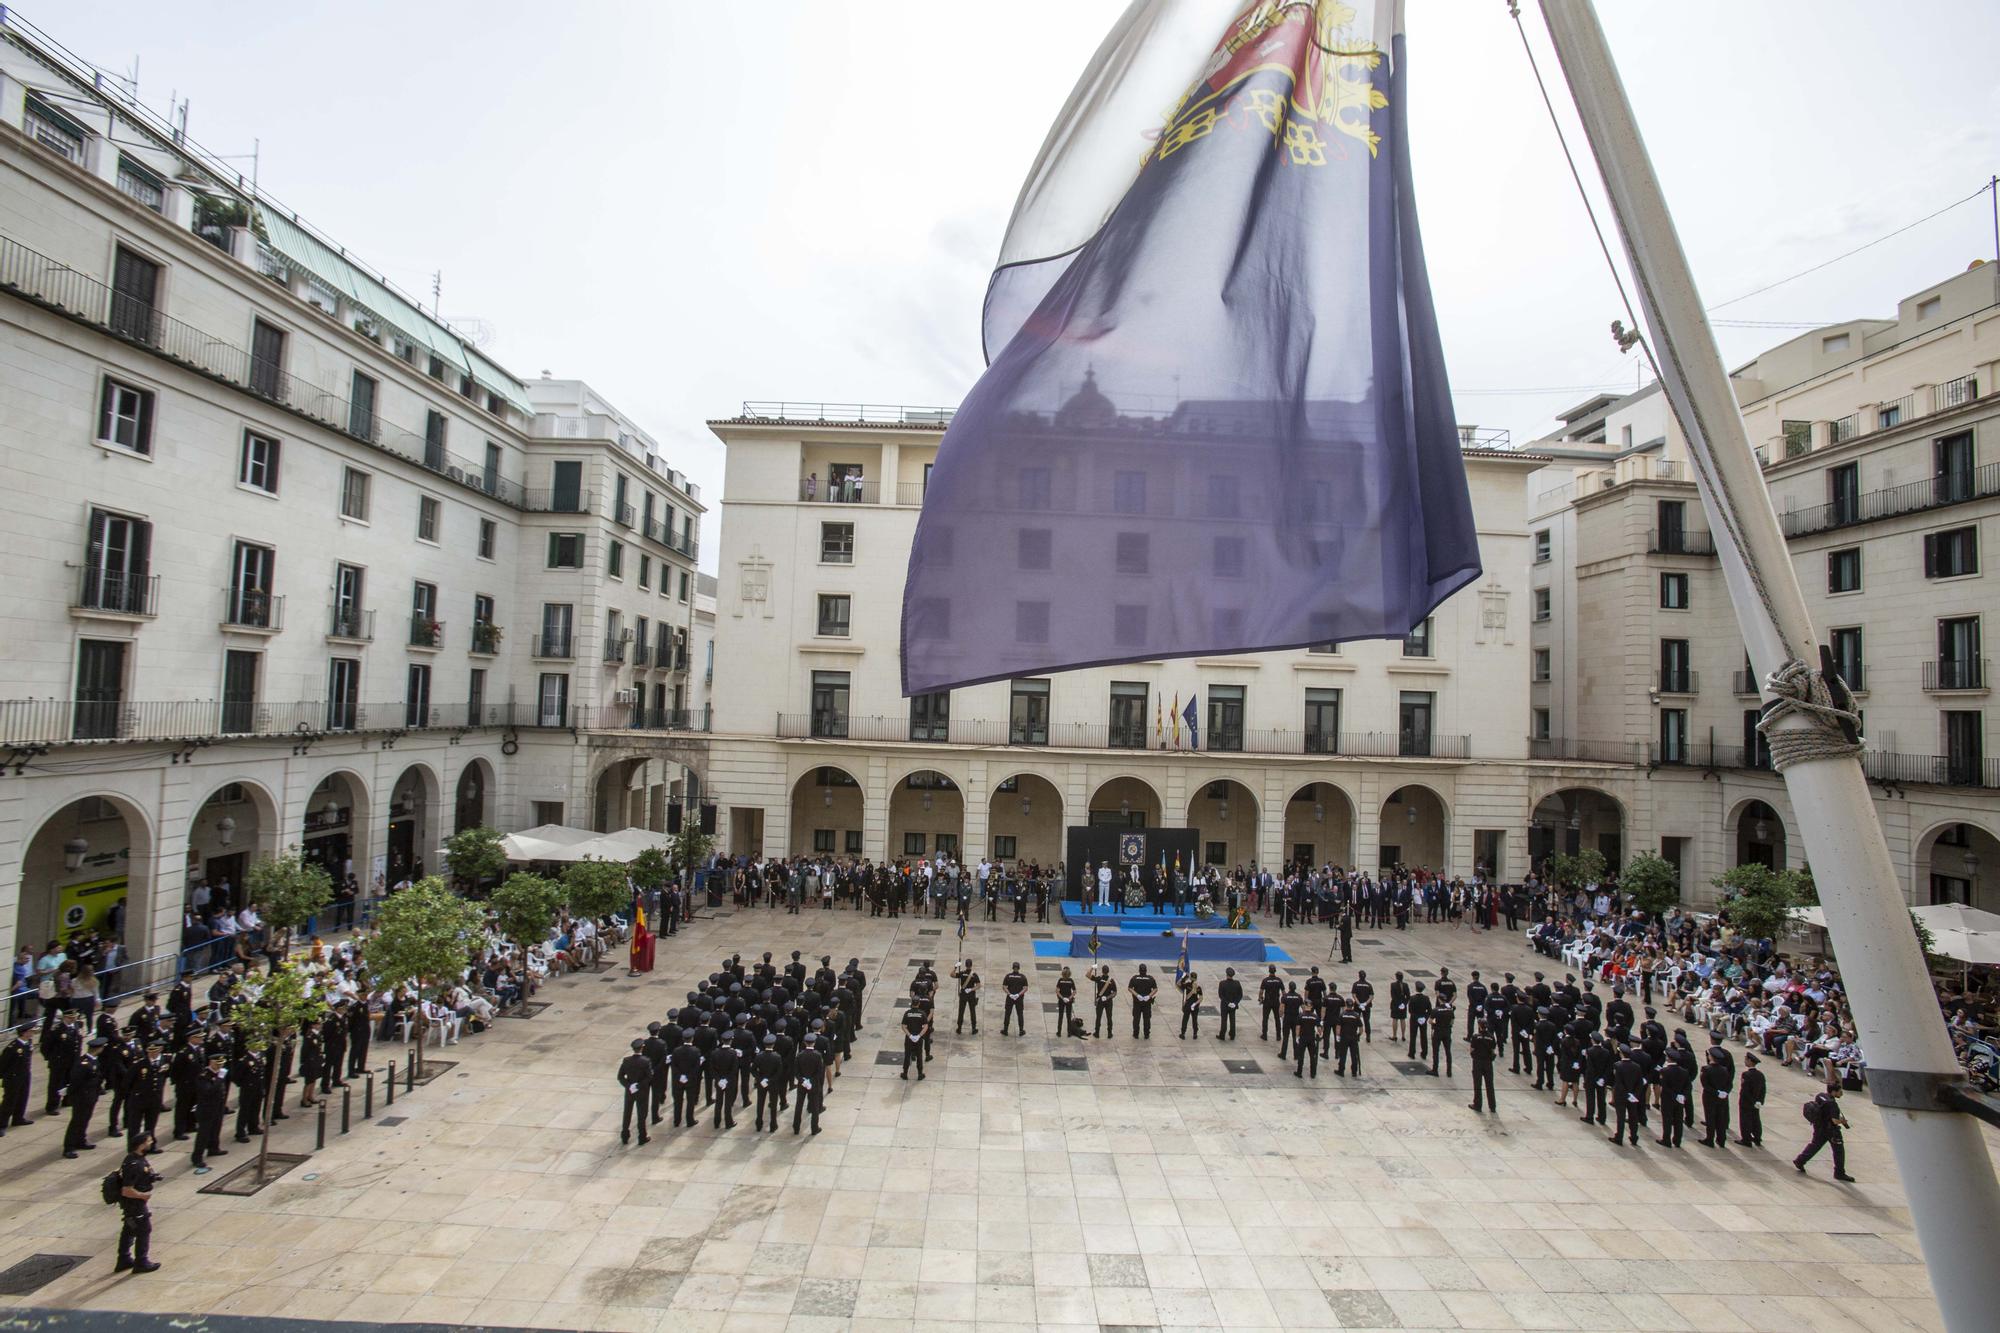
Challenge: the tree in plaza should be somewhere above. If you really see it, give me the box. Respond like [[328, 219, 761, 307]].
[[1713, 862, 1807, 945], [489, 872, 563, 965], [671, 821, 714, 888], [443, 825, 508, 895], [563, 857, 630, 924], [243, 849, 334, 958], [1544, 848, 1608, 894], [366, 875, 483, 1073], [1621, 851, 1682, 918], [233, 963, 329, 1183], [628, 847, 671, 896]]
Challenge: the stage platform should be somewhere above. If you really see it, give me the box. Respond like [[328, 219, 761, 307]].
[[1060, 900, 1251, 929], [1031, 931, 1290, 964]]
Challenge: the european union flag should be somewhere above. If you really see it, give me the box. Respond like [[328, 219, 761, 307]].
[[903, 1, 1477, 694], [1182, 695, 1199, 752], [1088, 924, 1102, 958]]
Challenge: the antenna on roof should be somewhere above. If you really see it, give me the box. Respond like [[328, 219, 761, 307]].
[[430, 270, 442, 316]]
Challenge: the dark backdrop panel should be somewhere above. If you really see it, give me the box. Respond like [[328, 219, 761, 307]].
[[1064, 827, 1200, 896]]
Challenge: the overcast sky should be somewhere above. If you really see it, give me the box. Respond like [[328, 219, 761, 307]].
[[45, 1, 2000, 567]]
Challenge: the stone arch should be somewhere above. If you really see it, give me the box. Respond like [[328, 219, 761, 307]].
[[888, 768, 964, 864], [453, 756, 495, 834], [1724, 796, 1790, 870], [388, 763, 442, 883], [1912, 818, 2000, 911], [1378, 784, 1450, 872], [186, 778, 281, 915], [1283, 781, 1357, 870], [302, 769, 370, 887], [18, 792, 155, 955], [1183, 778, 1261, 872], [1086, 774, 1164, 827], [1529, 785, 1628, 872], [989, 771, 1065, 867], [790, 764, 865, 858]]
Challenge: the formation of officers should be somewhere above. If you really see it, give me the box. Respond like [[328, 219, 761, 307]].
[[917, 957, 1812, 1174], [614, 951, 866, 1144], [4, 969, 374, 1175]]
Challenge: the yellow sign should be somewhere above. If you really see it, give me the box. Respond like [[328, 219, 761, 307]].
[[57, 876, 126, 941]]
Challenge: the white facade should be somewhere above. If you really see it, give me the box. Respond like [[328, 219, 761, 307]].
[[0, 28, 707, 970], [1527, 262, 2000, 910], [699, 398, 1595, 882]]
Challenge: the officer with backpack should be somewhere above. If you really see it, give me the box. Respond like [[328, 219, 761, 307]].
[[1795, 1084, 1854, 1181], [107, 1130, 161, 1273]]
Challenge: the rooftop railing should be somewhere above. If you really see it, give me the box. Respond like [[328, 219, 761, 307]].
[[741, 401, 957, 426], [773, 714, 1472, 758], [1779, 462, 1999, 539], [0, 233, 527, 506]]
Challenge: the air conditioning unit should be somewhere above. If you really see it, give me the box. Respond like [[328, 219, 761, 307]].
[[613, 688, 639, 705]]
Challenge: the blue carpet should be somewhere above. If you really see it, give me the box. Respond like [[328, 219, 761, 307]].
[[1030, 935, 1292, 963], [1060, 900, 1254, 929]]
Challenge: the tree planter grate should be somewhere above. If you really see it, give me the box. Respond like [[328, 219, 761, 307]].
[[0, 1254, 88, 1295], [195, 1151, 312, 1196]]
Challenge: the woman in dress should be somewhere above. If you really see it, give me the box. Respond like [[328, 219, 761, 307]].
[[1388, 971, 1411, 1042]]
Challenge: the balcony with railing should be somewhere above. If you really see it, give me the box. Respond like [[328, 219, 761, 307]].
[[1647, 528, 1716, 556], [1923, 658, 1987, 692], [1732, 669, 1761, 696], [740, 401, 957, 427], [603, 632, 632, 664], [632, 640, 651, 668], [409, 616, 444, 649], [773, 714, 1472, 757], [72, 569, 158, 618], [1863, 750, 1999, 790], [615, 502, 635, 528], [0, 697, 524, 746], [470, 622, 502, 655], [222, 586, 283, 631], [327, 607, 374, 641], [1528, 738, 1650, 765], [896, 481, 929, 506], [0, 234, 530, 506], [1830, 413, 1859, 444], [536, 628, 573, 659], [1939, 373, 1980, 411], [1655, 668, 1699, 695], [800, 476, 875, 504], [522, 488, 596, 514], [1779, 461, 1999, 539]]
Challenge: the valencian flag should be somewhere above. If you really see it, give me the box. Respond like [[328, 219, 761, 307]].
[[1175, 928, 1191, 986], [903, 1, 1476, 694]]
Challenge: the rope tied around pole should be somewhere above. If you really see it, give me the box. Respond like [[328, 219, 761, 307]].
[[1757, 659, 1862, 772]]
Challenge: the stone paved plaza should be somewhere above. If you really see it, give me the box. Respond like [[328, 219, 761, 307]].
[[0, 906, 1979, 1332]]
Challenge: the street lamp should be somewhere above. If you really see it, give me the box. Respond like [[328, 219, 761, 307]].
[[63, 836, 88, 871], [1020, 795, 1031, 816], [1313, 802, 1324, 823], [1119, 798, 1130, 819], [217, 815, 237, 847], [822, 788, 832, 808]]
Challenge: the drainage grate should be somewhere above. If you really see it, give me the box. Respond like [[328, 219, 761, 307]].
[[893, 998, 911, 1008], [1223, 1060, 1262, 1074], [0, 1254, 87, 1295], [503, 1002, 550, 1019], [908, 958, 933, 968], [376, 1116, 409, 1127], [917, 929, 941, 937], [874, 1051, 903, 1066], [1051, 1056, 1088, 1072], [1035, 962, 1062, 971], [1357, 938, 1384, 945], [1030, 932, 1055, 939], [1392, 1060, 1431, 1075], [1406, 969, 1436, 978], [1284, 968, 1312, 976]]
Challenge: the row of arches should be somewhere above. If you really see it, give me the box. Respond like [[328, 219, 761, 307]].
[[16, 759, 494, 952]]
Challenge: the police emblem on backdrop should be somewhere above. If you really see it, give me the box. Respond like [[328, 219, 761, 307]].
[[1119, 833, 1145, 865]]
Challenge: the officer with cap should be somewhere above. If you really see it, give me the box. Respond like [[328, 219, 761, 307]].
[[667, 1029, 704, 1127], [753, 1035, 785, 1131], [617, 1039, 653, 1145], [0, 1026, 33, 1135], [63, 1036, 107, 1158], [642, 1022, 670, 1124], [190, 1051, 230, 1172], [1000, 963, 1029, 1036], [708, 1031, 740, 1129], [793, 1035, 826, 1134]]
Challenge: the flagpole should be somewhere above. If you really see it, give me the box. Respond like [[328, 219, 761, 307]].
[[1534, 4, 2000, 1325]]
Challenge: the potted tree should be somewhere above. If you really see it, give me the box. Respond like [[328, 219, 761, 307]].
[[233, 964, 329, 1186]]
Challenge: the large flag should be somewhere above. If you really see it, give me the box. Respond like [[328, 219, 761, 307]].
[[902, 0, 1478, 694], [1175, 928, 1190, 986], [1183, 694, 1199, 751], [1170, 691, 1181, 748]]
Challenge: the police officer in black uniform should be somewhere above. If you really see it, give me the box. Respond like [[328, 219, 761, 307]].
[[190, 1051, 230, 1172], [1406, 982, 1432, 1059], [1128, 965, 1158, 1038], [1429, 998, 1455, 1077], [900, 1001, 931, 1080], [617, 1039, 653, 1145], [753, 1034, 784, 1130], [1467, 1023, 1498, 1112], [953, 961, 981, 1035], [1609, 1046, 1646, 1147], [113, 1130, 161, 1274], [1055, 967, 1078, 1038], [1215, 968, 1242, 1041], [1292, 1004, 1320, 1079], [1000, 964, 1029, 1036], [1698, 1046, 1733, 1148], [126, 1041, 168, 1148], [0, 1028, 34, 1133], [1334, 999, 1364, 1076], [1177, 972, 1203, 1039], [793, 1037, 825, 1134], [1351, 972, 1375, 1043], [1657, 1056, 1691, 1147], [1258, 966, 1284, 1040], [63, 1037, 107, 1158], [1737, 1052, 1767, 1145], [708, 1033, 740, 1129], [1092, 968, 1117, 1038], [668, 1032, 703, 1127]]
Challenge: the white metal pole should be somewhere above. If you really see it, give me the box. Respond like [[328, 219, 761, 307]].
[[1535, 4, 2000, 1328]]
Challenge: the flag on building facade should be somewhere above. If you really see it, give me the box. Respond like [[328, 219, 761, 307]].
[[1183, 694, 1199, 751], [1155, 695, 1164, 749], [902, 0, 1478, 694], [1170, 690, 1182, 748]]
